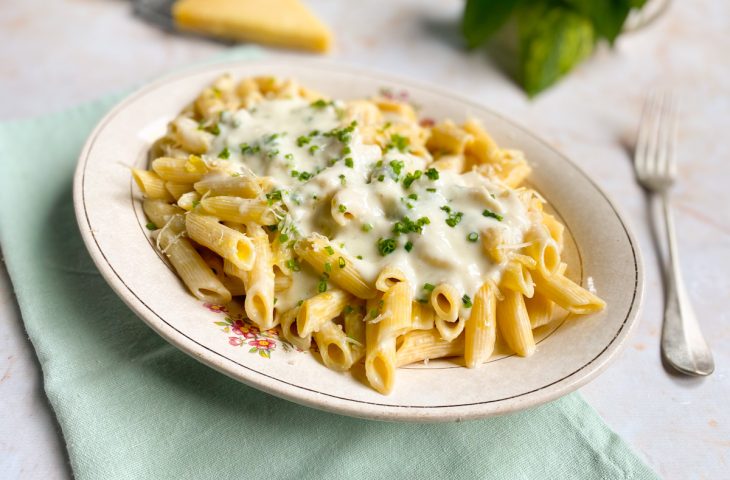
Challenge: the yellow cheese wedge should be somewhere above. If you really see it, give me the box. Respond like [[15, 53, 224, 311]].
[[172, 0, 333, 53]]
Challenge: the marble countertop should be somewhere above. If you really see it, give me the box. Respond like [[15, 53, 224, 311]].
[[1, 1, 728, 478]]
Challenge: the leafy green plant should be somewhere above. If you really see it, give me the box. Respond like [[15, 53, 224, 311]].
[[462, 0, 647, 96]]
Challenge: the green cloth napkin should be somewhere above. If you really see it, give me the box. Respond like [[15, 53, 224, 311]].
[[0, 48, 659, 480]]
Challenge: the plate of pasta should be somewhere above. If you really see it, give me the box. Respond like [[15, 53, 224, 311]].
[[73, 59, 643, 422]]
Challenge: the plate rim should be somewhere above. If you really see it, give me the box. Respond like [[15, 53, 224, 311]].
[[73, 56, 645, 422]]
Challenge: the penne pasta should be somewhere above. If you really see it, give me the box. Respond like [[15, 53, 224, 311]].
[[375, 266, 408, 292], [297, 288, 352, 337], [278, 306, 311, 351], [295, 235, 375, 299], [496, 289, 536, 357], [464, 282, 497, 368], [396, 329, 464, 367], [243, 224, 276, 329], [200, 196, 277, 225], [185, 212, 255, 271], [314, 321, 358, 371], [155, 213, 231, 304], [132, 169, 174, 201], [532, 268, 606, 315], [194, 175, 263, 198]]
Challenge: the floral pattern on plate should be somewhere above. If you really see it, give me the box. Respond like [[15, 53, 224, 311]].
[[205, 302, 302, 358]]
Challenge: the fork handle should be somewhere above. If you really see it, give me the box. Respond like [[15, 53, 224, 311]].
[[659, 193, 714, 376]]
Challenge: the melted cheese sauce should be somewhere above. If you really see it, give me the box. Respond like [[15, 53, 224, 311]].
[[208, 98, 533, 312]]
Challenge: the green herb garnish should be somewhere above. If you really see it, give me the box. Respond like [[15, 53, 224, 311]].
[[377, 237, 397, 256], [392, 216, 430, 235], [389, 133, 410, 152], [482, 209, 503, 221], [462, 294, 473, 308], [311, 99, 332, 109], [425, 168, 440, 180], [286, 258, 301, 272], [389, 160, 404, 176], [403, 170, 423, 188], [318, 277, 328, 293], [467, 232, 479, 242], [441, 206, 463, 227], [217, 147, 230, 159]]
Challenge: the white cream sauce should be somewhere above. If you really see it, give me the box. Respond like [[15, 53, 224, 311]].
[[207, 98, 532, 312]]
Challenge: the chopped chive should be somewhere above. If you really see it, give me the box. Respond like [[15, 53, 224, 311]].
[[425, 167, 439, 180], [467, 232, 479, 242], [284, 153, 294, 161], [191, 199, 200, 209], [324, 246, 335, 255], [344, 305, 354, 315], [338, 204, 347, 213], [423, 283, 435, 291], [356, 255, 363, 260], [462, 294, 473, 308], [370, 308, 379, 319], [311, 99, 331, 109], [377, 237, 397, 256], [297, 299, 304, 307], [285, 258, 301, 272], [345, 157, 354, 168], [338, 256, 346, 269], [388, 133, 410, 152], [403, 170, 422, 188], [482, 209, 503, 221], [324, 262, 332, 273], [217, 147, 230, 159], [279, 233, 289, 243], [404, 240, 414, 252], [318, 277, 328, 293], [308, 145, 319, 155], [339, 174, 347, 186], [407, 193, 418, 200], [389, 160, 404, 175], [361, 223, 373, 232], [145, 221, 157, 230], [426, 187, 437, 192]]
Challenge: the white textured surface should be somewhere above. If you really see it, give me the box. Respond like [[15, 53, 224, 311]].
[[0, 0, 728, 478]]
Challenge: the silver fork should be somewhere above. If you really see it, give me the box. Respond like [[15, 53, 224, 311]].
[[634, 92, 714, 376]]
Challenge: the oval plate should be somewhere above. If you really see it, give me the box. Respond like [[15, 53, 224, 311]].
[[73, 59, 643, 422]]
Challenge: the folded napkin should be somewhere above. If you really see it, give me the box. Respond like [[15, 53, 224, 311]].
[[0, 48, 659, 480]]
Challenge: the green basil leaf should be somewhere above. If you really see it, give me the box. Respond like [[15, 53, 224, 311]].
[[462, 0, 521, 49], [518, 5, 595, 97], [563, 0, 646, 43]]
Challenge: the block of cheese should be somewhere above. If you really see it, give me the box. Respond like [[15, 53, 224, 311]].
[[173, 0, 333, 53]]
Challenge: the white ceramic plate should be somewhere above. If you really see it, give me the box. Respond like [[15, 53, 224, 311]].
[[73, 58, 643, 422]]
